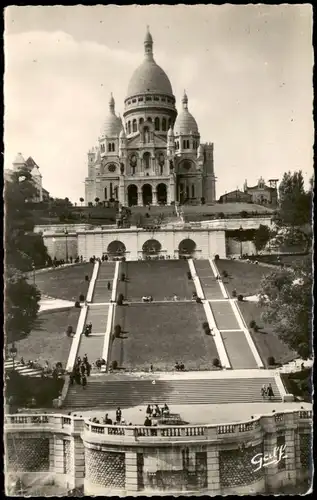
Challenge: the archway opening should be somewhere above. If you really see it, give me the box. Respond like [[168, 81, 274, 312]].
[[142, 239, 162, 256], [127, 184, 138, 207], [157, 183, 167, 205], [107, 240, 126, 257], [142, 184, 152, 206], [178, 238, 196, 259]]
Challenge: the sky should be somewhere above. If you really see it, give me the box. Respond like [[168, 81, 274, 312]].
[[4, 4, 314, 202]]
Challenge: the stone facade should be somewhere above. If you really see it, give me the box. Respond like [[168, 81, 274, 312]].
[[4, 410, 312, 495], [85, 28, 216, 207]]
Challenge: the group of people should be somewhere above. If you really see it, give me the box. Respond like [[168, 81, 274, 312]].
[[95, 358, 106, 370], [18, 357, 64, 379], [146, 403, 170, 419], [70, 355, 91, 388], [192, 292, 203, 303], [261, 383, 275, 399], [175, 361, 185, 371], [142, 295, 153, 302], [83, 323, 92, 337]]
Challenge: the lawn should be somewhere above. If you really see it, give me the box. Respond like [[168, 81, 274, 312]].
[[238, 301, 297, 366], [109, 302, 219, 371], [12, 308, 80, 368], [116, 260, 196, 302], [215, 259, 271, 296], [30, 263, 94, 301]]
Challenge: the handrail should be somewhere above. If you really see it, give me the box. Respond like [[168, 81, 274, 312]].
[[5, 409, 312, 438]]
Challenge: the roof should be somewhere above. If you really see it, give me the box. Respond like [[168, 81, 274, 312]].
[[13, 152, 25, 164], [220, 189, 251, 198], [174, 92, 199, 135], [127, 59, 173, 97]]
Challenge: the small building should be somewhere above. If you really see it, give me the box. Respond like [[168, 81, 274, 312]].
[[244, 177, 278, 207], [218, 189, 252, 204], [6, 153, 49, 202]]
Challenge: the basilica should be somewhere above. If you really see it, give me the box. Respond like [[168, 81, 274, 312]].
[[85, 28, 216, 207]]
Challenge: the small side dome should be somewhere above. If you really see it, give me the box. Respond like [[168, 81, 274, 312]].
[[174, 92, 199, 135], [101, 93, 122, 137]]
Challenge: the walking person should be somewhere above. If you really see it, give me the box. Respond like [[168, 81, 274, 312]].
[[267, 383, 274, 400], [85, 361, 91, 377], [116, 407, 122, 423], [81, 374, 87, 390], [261, 384, 267, 399], [83, 354, 88, 364], [80, 363, 86, 377], [107, 281, 111, 291]]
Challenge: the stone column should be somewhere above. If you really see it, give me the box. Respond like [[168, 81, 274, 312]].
[[284, 413, 297, 485], [125, 451, 138, 493], [70, 435, 85, 489], [152, 189, 158, 206], [53, 436, 65, 476], [207, 445, 220, 494], [137, 187, 143, 206], [262, 422, 278, 491]]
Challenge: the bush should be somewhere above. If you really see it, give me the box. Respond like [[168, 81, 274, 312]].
[[74, 301, 81, 308], [219, 212, 225, 219], [202, 322, 209, 330], [204, 327, 211, 335], [214, 254, 219, 261], [267, 356, 276, 366], [222, 270, 228, 278], [121, 273, 126, 281], [85, 275, 89, 282], [254, 324, 259, 332], [111, 360, 118, 370], [66, 325, 73, 336], [117, 293, 124, 306], [213, 358, 221, 368], [79, 294, 85, 302], [187, 271, 192, 280], [237, 294, 244, 302], [249, 320, 256, 329], [114, 324, 122, 337], [232, 290, 237, 298]]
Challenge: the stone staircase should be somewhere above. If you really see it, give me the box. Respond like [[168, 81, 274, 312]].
[[220, 331, 259, 369], [194, 261, 224, 300], [64, 374, 282, 409], [76, 305, 109, 363], [92, 262, 116, 303]]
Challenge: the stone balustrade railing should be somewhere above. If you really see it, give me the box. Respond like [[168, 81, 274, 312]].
[[5, 409, 312, 442]]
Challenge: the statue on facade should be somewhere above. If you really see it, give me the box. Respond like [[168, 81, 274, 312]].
[[120, 163, 125, 175], [169, 160, 174, 172]]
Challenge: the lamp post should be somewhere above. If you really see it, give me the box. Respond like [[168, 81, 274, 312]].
[[64, 229, 69, 263], [10, 344, 17, 372], [239, 226, 243, 258]]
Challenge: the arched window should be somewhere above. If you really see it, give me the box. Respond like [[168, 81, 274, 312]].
[[187, 140, 190, 149], [183, 140, 186, 149], [147, 117, 152, 123], [104, 187, 107, 199], [114, 186, 118, 199], [108, 143, 112, 152], [162, 118, 167, 131], [154, 117, 160, 131], [139, 117, 144, 128], [191, 185, 195, 198], [128, 121, 131, 134], [186, 185, 189, 198], [110, 182, 113, 199], [143, 152, 151, 169], [132, 119, 137, 132], [101, 144, 105, 153]]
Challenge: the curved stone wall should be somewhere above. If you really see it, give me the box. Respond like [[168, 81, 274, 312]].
[[4, 410, 312, 495]]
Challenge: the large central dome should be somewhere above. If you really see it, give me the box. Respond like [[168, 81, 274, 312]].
[[126, 27, 173, 98]]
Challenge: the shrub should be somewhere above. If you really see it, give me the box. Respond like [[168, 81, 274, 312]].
[[222, 270, 228, 278], [237, 294, 244, 302], [232, 290, 237, 298], [111, 360, 118, 370], [79, 294, 85, 302], [85, 275, 89, 282], [117, 293, 124, 306], [67, 325, 73, 334], [267, 356, 276, 366], [114, 324, 122, 337], [121, 273, 126, 281], [74, 301, 81, 308], [204, 327, 211, 335], [219, 212, 225, 219], [214, 254, 220, 261], [202, 322, 209, 330], [187, 271, 192, 280], [254, 324, 259, 332], [249, 320, 256, 329], [213, 358, 221, 368]]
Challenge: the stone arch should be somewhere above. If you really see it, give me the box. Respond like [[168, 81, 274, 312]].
[[142, 184, 152, 205], [178, 238, 196, 258], [162, 117, 167, 131], [127, 184, 138, 207], [143, 152, 151, 169], [157, 183, 167, 205], [142, 239, 162, 256], [139, 117, 144, 128], [107, 240, 126, 257], [132, 119, 137, 133]]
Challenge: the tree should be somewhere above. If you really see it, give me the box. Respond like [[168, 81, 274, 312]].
[[253, 224, 271, 253], [79, 197, 84, 206], [5, 266, 41, 345], [258, 256, 312, 359], [95, 197, 100, 205]]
